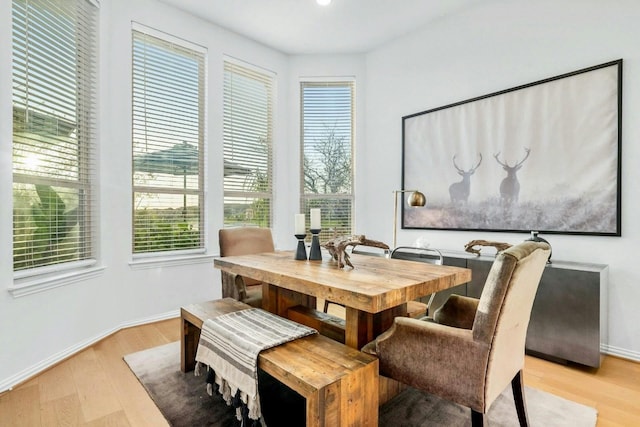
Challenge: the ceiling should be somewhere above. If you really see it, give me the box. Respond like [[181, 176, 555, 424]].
[[158, 0, 480, 55]]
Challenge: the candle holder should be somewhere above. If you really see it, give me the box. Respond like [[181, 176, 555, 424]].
[[309, 229, 322, 261], [295, 234, 308, 260]]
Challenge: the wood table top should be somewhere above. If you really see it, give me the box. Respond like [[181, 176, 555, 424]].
[[214, 251, 471, 313]]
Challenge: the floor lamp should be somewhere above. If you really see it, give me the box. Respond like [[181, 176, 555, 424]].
[[392, 190, 426, 249]]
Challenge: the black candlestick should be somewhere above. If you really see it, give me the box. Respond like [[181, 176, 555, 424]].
[[295, 233, 308, 260], [309, 229, 322, 260]]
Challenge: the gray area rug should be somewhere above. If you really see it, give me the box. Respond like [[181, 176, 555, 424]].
[[124, 341, 597, 426]]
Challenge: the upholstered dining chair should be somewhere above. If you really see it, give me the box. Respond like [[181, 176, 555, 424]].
[[362, 241, 550, 427], [218, 227, 275, 308]]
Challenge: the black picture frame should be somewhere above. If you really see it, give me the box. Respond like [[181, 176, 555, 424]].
[[402, 59, 622, 236]]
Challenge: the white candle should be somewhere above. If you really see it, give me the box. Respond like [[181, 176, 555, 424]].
[[310, 208, 321, 230], [295, 214, 305, 235]]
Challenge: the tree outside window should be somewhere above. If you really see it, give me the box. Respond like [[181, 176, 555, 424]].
[[301, 81, 355, 240]]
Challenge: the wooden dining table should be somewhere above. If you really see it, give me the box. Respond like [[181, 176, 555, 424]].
[[214, 250, 472, 350]]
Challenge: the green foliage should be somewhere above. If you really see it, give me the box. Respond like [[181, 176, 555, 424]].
[[246, 168, 271, 227], [223, 138, 272, 228], [133, 208, 201, 253], [13, 185, 79, 270], [223, 205, 270, 228], [32, 185, 78, 247], [302, 197, 352, 241]]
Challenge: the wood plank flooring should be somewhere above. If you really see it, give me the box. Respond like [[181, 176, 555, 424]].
[[1, 317, 638, 426]]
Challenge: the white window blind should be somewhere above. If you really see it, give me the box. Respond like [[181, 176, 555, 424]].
[[12, 0, 98, 273], [223, 60, 274, 228], [300, 81, 354, 239], [132, 29, 206, 254]]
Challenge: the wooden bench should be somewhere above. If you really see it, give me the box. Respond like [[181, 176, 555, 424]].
[[181, 298, 379, 427]]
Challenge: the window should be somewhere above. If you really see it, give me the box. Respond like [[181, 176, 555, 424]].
[[12, 0, 98, 274], [132, 28, 206, 255], [223, 60, 274, 227], [300, 81, 354, 239]]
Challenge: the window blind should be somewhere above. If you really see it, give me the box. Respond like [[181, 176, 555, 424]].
[[300, 81, 354, 239], [12, 0, 98, 273], [223, 60, 274, 228], [132, 29, 206, 254]]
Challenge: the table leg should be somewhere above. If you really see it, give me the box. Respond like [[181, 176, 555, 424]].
[[344, 303, 407, 349], [345, 307, 372, 349], [263, 283, 316, 317]]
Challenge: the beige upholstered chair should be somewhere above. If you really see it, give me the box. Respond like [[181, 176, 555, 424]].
[[218, 227, 275, 308], [362, 241, 550, 427]]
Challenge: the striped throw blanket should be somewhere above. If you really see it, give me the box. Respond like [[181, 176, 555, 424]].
[[195, 308, 317, 425]]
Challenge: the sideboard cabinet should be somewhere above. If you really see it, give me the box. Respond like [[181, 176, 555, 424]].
[[400, 249, 608, 367]]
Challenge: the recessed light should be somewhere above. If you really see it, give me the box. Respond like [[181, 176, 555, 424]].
[[317, 0, 332, 6]]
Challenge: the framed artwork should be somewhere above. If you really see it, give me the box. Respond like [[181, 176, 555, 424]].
[[402, 59, 622, 236]]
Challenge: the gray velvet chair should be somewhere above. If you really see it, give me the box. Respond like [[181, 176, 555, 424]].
[[362, 241, 551, 427], [218, 227, 275, 308]]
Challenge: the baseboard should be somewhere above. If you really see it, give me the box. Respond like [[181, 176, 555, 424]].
[[601, 343, 640, 363], [0, 309, 179, 394]]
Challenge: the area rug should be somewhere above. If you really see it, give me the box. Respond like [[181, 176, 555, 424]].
[[124, 341, 597, 426]]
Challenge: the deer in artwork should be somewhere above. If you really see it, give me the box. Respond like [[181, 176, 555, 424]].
[[494, 147, 531, 204], [448, 153, 482, 203]]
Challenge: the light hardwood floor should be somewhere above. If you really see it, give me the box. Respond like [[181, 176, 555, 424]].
[[1, 317, 639, 426]]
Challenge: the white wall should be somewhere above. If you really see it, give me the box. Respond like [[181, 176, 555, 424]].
[[0, 0, 289, 391], [362, 0, 640, 359]]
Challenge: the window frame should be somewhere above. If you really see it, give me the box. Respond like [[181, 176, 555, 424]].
[[222, 57, 275, 229], [10, 0, 102, 296], [299, 78, 355, 239], [130, 23, 207, 259]]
